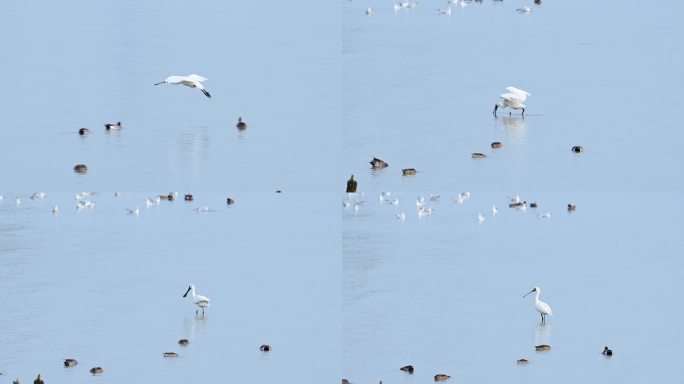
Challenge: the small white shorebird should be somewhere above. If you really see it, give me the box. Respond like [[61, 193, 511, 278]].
[[494, 86, 531, 116], [183, 284, 211, 316], [155, 74, 211, 98], [523, 287, 553, 323]]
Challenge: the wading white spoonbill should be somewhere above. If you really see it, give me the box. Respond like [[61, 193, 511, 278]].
[[155, 74, 211, 98], [494, 86, 530, 116], [523, 286, 553, 323], [183, 284, 211, 315]]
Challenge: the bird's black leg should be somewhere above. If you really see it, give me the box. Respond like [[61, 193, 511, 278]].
[[522, 108, 525, 116]]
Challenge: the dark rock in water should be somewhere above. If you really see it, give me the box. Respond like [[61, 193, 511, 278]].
[[400, 365, 414, 374], [346, 175, 357, 193], [369, 157, 389, 169], [402, 168, 417, 176], [74, 164, 88, 174]]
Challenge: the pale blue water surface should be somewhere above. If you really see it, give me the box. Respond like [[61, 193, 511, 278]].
[[0, 0, 340, 383], [343, 0, 684, 383]]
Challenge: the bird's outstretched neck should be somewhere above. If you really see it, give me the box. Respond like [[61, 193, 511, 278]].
[[154, 81, 165, 86], [202, 89, 211, 98]]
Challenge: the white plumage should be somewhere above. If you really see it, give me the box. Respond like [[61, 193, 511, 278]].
[[523, 286, 553, 322], [155, 74, 212, 98], [183, 284, 211, 315], [494, 86, 531, 116]]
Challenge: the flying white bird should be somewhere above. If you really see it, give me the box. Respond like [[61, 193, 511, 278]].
[[523, 286, 553, 323], [155, 74, 212, 98], [183, 284, 211, 316], [494, 86, 531, 116]]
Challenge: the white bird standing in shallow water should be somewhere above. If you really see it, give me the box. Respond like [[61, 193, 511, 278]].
[[183, 284, 211, 316], [523, 287, 553, 323], [494, 86, 531, 116], [155, 74, 212, 98]]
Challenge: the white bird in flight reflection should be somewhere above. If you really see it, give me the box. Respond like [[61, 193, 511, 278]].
[[155, 74, 212, 98]]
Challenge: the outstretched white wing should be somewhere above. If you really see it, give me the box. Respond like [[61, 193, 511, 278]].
[[186, 74, 208, 83], [504, 86, 530, 101]]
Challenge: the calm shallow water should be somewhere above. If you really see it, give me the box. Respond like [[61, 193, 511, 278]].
[[0, 192, 339, 383], [1, 0, 340, 383], [343, 0, 684, 383]]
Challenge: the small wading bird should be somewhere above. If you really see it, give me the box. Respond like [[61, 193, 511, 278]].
[[494, 86, 531, 116], [155, 74, 211, 98], [183, 284, 211, 315], [523, 287, 553, 323]]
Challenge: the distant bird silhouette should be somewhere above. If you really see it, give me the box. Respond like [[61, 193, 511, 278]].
[[602, 346, 613, 356], [64, 358, 78, 367], [346, 175, 358, 193], [370, 157, 389, 169], [236, 117, 247, 130], [400, 365, 414, 374], [104, 122, 122, 130], [90, 367, 103, 375]]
